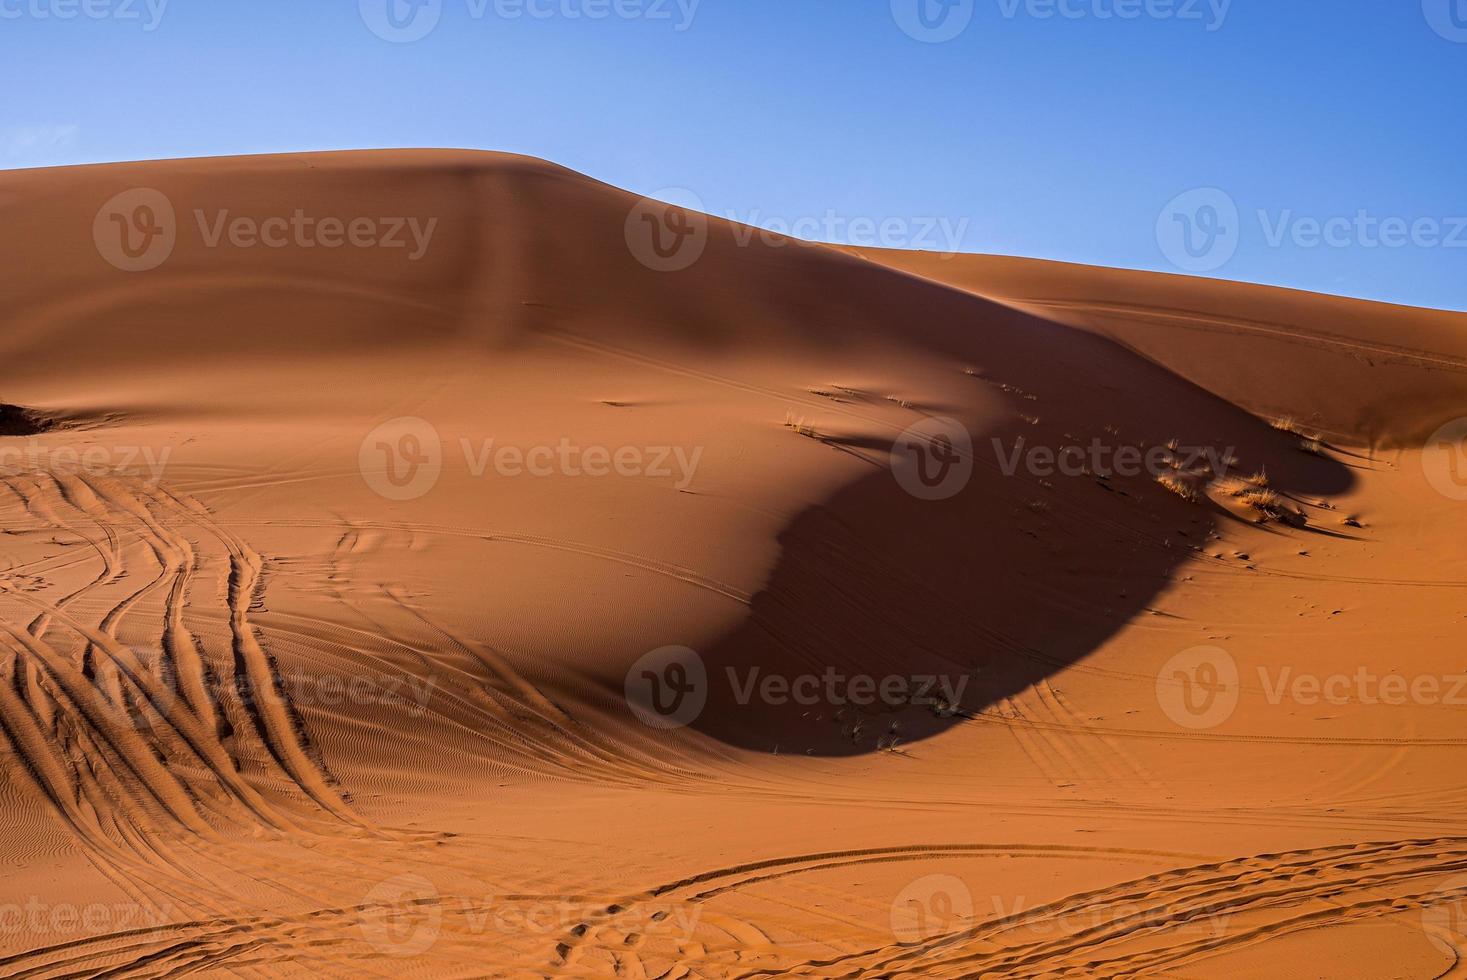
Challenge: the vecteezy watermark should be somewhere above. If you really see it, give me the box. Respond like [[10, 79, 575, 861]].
[[0, 897, 175, 938], [249, 668, 438, 718], [625, 192, 973, 272], [1156, 188, 1240, 273], [995, 0, 1231, 30], [1421, 877, 1467, 959], [889, 876, 1234, 945], [1423, 0, 1467, 43], [1256, 667, 1467, 709], [890, 0, 975, 43], [1155, 646, 1240, 730], [992, 436, 1235, 481], [357, 873, 701, 956], [892, 0, 1231, 42], [359, 0, 701, 43], [358, 417, 705, 501], [0, 440, 173, 484], [192, 210, 437, 259], [1157, 645, 1467, 731], [624, 646, 708, 729], [0, 0, 168, 30], [88, 655, 439, 733], [725, 209, 971, 255], [93, 188, 176, 272], [892, 418, 973, 501], [1422, 419, 1467, 501], [93, 188, 439, 272], [359, 874, 443, 957], [625, 188, 709, 272], [623, 646, 972, 730], [360, 417, 445, 502], [891, 875, 975, 942], [462, 437, 703, 490], [1257, 211, 1467, 251], [1158, 188, 1467, 273]]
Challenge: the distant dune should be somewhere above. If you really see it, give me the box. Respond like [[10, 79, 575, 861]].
[[1, 150, 1465, 978]]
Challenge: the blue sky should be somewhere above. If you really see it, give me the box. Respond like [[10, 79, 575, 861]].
[[3, 0, 1464, 310]]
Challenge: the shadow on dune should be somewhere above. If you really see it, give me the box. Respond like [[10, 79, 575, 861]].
[[576, 198, 1360, 756], [674, 306, 1355, 757], [0, 405, 53, 437]]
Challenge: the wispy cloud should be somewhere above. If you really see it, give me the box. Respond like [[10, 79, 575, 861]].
[[1, 124, 80, 160]]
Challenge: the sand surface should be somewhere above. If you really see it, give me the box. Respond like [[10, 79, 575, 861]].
[[1, 149, 1466, 977]]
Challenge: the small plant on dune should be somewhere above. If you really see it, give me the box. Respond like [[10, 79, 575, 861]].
[[1239, 487, 1289, 523], [1271, 416, 1329, 455], [783, 413, 819, 439], [930, 698, 963, 719], [1208, 471, 1296, 523], [1156, 472, 1203, 503]]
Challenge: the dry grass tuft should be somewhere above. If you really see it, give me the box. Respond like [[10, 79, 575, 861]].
[[783, 413, 819, 438], [1157, 472, 1203, 503]]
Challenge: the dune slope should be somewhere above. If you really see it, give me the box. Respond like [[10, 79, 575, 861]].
[[0, 151, 1464, 978]]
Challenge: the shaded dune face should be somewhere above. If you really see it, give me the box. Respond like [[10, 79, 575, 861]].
[[658, 272, 1356, 754], [0, 404, 50, 436]]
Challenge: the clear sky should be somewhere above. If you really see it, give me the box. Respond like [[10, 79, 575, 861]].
[[4, 0, 1464, 310]]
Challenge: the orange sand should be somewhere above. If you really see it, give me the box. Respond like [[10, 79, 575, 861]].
[[0, 150, 1465, 977]]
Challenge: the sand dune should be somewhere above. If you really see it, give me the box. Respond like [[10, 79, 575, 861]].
[[0, 149, 1464, 977]]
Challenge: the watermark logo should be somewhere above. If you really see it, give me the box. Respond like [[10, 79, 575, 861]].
[[0, 897, 175, 938], [360, 0, 443, 42], [0, 0, 169, 30], [1423, 419, 1467, 501], [726, 209, 970, 254], [359, 873, 443, 957], [891, 0, 975, 43], [193, 210, 438, 258], [1160, 191, 1467, 273], [1422, 878, 1467, 958], [625, 188, 708, 272], [1424, 0, 1467, 42], [462, 437, 702, 489], [1156, 188, 1239, 273], [360, 417, 444, 501], [992, 437, 1234, 481], [995, 0, 1230, 29], [0, 440, 174, 484], [890, 874, 974, 942], [94, 188, 176, 272], [892, 417, 973, 500], [1257, 667, 1467, 708], [361, 0, 700, 41], [100, 649, 179, 733], [1258, 210, 1467, 251], [1156, 645, 1239, 730], [94, 190, 439, 272], [624, 646, 707, 729]]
